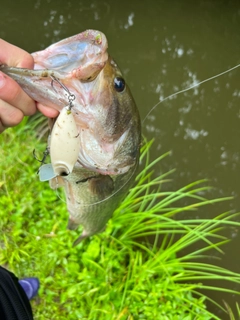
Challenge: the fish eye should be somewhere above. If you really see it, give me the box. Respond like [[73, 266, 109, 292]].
[[114, 77, 125, 92]]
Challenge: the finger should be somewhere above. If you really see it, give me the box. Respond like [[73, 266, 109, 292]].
[[0, 39, 34, 68], [0, 100, 24, 132], [37, 103, 59, 118], [0, 72, 36, 116]]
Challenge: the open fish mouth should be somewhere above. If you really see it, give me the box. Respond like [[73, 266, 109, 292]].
[[0, 30, 108, 112]]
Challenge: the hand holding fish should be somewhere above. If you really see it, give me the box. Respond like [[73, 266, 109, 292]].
[[0, 39, 59, 132], [0, 39, 36, 132]]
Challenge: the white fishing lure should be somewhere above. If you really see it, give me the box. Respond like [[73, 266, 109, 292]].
[[50, 106, 80, 176]]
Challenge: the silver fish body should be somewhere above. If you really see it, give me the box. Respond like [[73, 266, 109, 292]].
[[0, 30, 141, 245], [52, 162, 137, 246]]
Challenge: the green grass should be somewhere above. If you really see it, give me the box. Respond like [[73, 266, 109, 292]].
[[0, 118, 240, 319]]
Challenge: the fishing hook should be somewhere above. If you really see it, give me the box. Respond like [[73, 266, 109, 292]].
[[33, 148, 49, 164], [50, 75, 76, 109]]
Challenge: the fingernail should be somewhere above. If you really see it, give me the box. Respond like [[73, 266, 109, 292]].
[[0, 72, 6, 89]]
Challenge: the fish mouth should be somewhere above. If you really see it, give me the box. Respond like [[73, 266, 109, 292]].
[[0, 30, 108, 112], [33, 30, 108, 75]]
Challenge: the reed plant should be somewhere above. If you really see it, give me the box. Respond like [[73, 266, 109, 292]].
[[0, 118, 239, 319]]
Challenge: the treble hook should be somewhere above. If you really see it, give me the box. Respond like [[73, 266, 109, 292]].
[[33, 148, 49, 164], [50, 75, 76, 109]]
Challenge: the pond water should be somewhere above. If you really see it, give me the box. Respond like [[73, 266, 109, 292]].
[[0, 0, 240, 318]]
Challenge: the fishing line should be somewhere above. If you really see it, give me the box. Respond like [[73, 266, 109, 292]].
[[55, 185, 67, 204], [142, 63, 240, 124], [80, 62, 240, 208]]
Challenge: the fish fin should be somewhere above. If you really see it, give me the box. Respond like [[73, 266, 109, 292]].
[[49, 176, 65, 189], [88, 175, 114, 198], [67, 216, 79, 230], [72, 230, 89, 247], [72, 225, 107, 247]]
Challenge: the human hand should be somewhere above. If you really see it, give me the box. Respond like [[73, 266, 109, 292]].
[[0, 39, 59, 133]]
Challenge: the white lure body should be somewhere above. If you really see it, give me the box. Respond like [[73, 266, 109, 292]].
[[50, 106, 80, 176]]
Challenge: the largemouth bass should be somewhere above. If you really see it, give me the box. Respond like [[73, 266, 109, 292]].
[[0, 30, 141, 245]]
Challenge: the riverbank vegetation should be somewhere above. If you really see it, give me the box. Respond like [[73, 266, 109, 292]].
[[0, 118, 239, 319]]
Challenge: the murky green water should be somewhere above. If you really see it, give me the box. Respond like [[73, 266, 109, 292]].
[[1, 0, 240, 317]]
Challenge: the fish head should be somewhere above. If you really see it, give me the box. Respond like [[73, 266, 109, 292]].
[[0, 29, 141, 175]]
